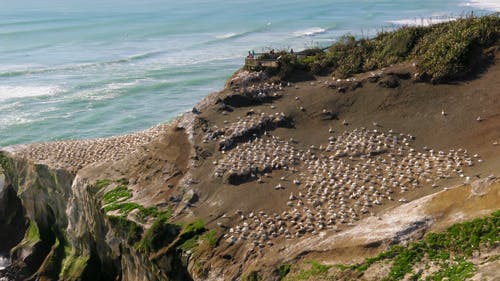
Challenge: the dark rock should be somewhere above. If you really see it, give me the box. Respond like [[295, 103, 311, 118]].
[[368, 76, 380, 83], [351, 81, 362, 90], [192, 107, 201, 114], [378, 75, 400, 88], [216, 101, 233, 112], [169, 196, 181, 202], [188, 193, 199, 205]]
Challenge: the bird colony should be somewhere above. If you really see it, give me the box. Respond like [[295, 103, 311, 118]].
[[12, 124, 170, 169], [231, 81, 286, 101], [216, 127, 482, 248], [204, 111, 288, 151]]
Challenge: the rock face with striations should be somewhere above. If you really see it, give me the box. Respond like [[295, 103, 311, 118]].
[[0, 121, 194, 281]]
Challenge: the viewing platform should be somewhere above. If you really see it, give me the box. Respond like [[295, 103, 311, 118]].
[[244, 57, 280, 68], [244, 48, 329, 69]]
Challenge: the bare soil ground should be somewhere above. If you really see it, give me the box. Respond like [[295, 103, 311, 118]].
[[177, 49, 500, 279]]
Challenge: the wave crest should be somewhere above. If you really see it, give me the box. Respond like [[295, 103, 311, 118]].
[[0, 51, 166, 78], [293, 27, 327, 37], [0, 85, 62, 101], [463, 0, 500, 12]]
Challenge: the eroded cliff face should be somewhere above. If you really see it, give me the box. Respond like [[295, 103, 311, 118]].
[[0, 115, 200, 281], [0, 145, 192, 281], [0, 152, 110, 280]]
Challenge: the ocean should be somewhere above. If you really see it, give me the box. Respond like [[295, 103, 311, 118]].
[[0, 0, 498, 147]]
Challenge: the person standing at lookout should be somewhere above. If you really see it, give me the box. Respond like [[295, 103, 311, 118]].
[[247, 51, 254, 59]]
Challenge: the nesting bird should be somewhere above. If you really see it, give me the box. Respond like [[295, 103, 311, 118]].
[[15, 124, 170, 169], [223, 126, 481, 248]]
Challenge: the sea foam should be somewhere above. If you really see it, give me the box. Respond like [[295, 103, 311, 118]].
[[215, 32, 238, 39], [463, 0, 500, 12], [0, 85, 62, 101], [293, 27, 327, 37], [0, 256, 9, 270], [388, 17, 457, 27]]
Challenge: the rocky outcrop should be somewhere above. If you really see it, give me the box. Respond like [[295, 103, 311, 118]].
[[0, 145, 192, 281]]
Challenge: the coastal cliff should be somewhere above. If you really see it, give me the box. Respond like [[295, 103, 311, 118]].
[[0, 123, 196, 280], [0, 152, 145, 280], [1, 15, 499, 281]]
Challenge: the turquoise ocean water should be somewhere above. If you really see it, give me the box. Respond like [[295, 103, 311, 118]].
[[0, 0, 498, 146]]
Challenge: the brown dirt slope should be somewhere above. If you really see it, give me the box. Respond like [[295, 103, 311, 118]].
[[177, 48, 500, 280]]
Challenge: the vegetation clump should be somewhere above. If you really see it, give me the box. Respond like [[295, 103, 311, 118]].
[[98, 178, 162, 222], [59, 248, 90, 280], [277, 264, 291, 279], [283, 211, 499, 281], [263, 14, 499, 82], [284, 260, 332, 281], [107, 215, 143, 245], [102, 185, 131, 205], [136, 211, 177, 253]]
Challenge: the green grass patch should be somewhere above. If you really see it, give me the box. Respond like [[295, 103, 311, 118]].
[[104, 200, 161, 221], [426, 257, 475, 281], [102, 185, 131, 205], [178, 219, 208, 252], [100, 179, 163, 221], [178, 229, 217, 252], [137, 206, 160, 221], [385, 246, 423, 281], [181, 219, 206, 235], [179, 236, 199, 252], [104, 202, 141, 216], [201, 229, 218, 247], [136, 211, 178, 253], [94, 179, 112, 190], [60, 253, 89, 280], [24, 219, 40, 245], [277, 264, 291, 279], [332, 211, 499, 281], [289, 260, 332, 280]]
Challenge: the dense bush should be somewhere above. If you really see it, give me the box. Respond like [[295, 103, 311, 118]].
[[265, 14, 499, 82], [136, 212, 178, 252], [414, 15, 500, 81]]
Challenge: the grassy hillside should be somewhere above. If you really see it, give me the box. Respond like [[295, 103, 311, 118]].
[[264, 14, 499, 82]]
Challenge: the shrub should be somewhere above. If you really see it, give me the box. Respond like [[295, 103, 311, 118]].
[[261, 14, 499, 82], [137, 212, 179, 253], [414, 15, 500, 82], [277, 264, 291, 279], [335, 211, 500, 280]]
